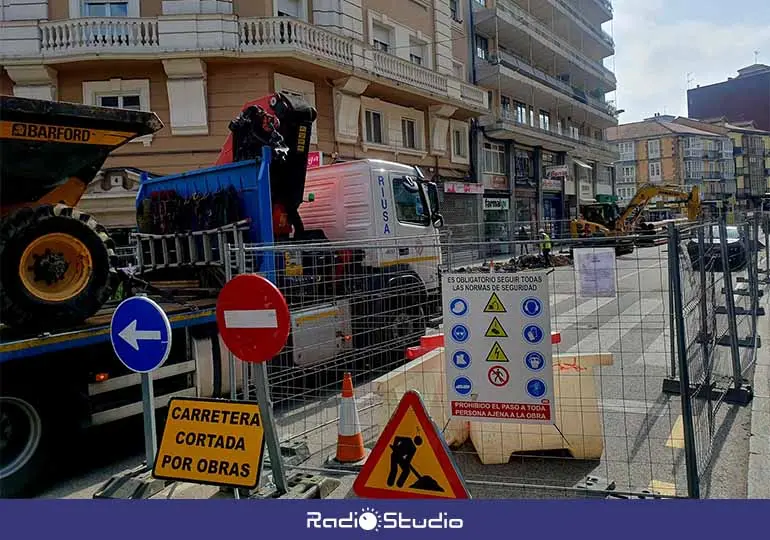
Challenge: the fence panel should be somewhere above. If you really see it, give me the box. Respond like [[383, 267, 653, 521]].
[[209, 213, 765, 500]]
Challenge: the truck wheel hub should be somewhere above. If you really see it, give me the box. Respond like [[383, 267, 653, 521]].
[[19, 232, 93, 302], [30, 249, 70, 284], [0, 397, 42, 479]]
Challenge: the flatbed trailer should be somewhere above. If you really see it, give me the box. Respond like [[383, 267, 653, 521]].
[[0, 298, 216, 362]]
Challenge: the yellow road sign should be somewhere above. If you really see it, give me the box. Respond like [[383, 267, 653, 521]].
[[152, 397, 265, 489], [353, 390, 470, 499], [484, 317, 508, 338], [483, 292, 507, 313], [485, 342, 509, 362]]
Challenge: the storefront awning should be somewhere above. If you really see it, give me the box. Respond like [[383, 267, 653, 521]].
[[573, 158, 593, 170]]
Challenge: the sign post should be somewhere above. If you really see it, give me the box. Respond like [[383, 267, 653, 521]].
[[110, 295, 172, 466], [441, 272, 555, 424], [216, 273, 291, 495]]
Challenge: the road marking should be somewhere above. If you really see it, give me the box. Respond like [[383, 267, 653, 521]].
[[665, 415, 685, 448], [649, 480, 677, 496], [224, 309, 278, 328]]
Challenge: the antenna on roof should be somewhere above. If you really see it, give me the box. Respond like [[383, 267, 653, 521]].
[[686, 72, 695, 89], [754, 50, 760, 64]]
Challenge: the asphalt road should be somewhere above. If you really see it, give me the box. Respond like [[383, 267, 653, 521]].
[[35, 245, 757, 499]]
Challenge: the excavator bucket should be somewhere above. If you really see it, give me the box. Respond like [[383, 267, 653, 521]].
[[0, 95, 163, 211]]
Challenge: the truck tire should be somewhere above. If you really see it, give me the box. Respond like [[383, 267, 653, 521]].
[[0, 204, 116, 329], [0, 392, 51, 498]]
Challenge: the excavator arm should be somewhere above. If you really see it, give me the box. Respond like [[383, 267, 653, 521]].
[[616, 183, 701, 233]]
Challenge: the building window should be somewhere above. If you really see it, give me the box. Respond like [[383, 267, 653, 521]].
[[401, 118, 417, 149], [499, 95, 509, 113], [647, 139, 661, 159], [621, 165, 636, 181], [98, 94, 140, 110], [365, 110, 384, 144], [83, 79, 151, 144], [449, 0, 462, 22], [568, 125, 580, 139], [475, 35, 488, 61], [82, 1, 128, 16], [372, 22, 391, 52], [514, 149, 534, 179], [539, 110, 550, 131], [618, 141, 634, 160], [648, 161, 662, 180], [274, 0, 309, 19], [409, 38, 424, 66], [450, 120, 469, 164], [274, 73, 318, 144], [482, 142, 505, 174]]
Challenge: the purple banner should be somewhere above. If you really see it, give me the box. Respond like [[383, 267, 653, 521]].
[[1, 500, 769, 539]]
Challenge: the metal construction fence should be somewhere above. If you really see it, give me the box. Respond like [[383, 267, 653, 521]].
[[133, 210, 767, 500]]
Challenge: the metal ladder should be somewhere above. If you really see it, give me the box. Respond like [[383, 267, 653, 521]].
[[132, 220, 250, 272]]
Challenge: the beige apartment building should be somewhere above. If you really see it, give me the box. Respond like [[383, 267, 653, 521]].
[[607, 114, 736, 213], [1, 0, 487, 229]]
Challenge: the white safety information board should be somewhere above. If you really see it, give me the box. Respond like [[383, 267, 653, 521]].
[[442, 272, 555, 424], [574, 248, 617, 298]]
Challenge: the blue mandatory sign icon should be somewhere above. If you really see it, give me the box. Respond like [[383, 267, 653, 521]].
[[526, 378, 547, 399], [110, 296, 172, 373], [522, 324, 544, 345], [521, 297, 543, 318], [451, 324, 470, 343], [524, 351, 546, 372], [452, 350, 472, 369], [449, 298, 469, 317], [454, 376, 473, 396]]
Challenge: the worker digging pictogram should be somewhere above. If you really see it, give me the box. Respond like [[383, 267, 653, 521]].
[[387, 432, 444, 492]]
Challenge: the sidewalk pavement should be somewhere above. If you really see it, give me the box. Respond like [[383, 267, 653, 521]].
[[748, 293, 770, 498]]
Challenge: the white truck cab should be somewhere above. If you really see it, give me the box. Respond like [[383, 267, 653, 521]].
[[299, 159, 443, 291]]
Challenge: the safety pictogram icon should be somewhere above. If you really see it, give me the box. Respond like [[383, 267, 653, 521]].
[[483, 292, 507, 313], [485, 342, 509, 362], [488, 366, 510, 387], [484, 317, 508, 338], [352, 391, 470, 499]]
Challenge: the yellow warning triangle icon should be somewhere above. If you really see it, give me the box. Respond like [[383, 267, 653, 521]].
[[484, 317, 508, 338], [485, 342, 509, 362], [483, 292, 507, 313]]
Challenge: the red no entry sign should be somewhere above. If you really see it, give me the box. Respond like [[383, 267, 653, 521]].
[[216, 274, 290, 363]]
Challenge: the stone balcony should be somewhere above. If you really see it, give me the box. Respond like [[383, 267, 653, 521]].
[[0, 15, 488, 114]]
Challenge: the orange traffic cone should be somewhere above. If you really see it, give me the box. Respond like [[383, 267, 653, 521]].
[[326, 372, 369, 469]]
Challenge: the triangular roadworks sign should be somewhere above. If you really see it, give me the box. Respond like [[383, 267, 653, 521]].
[[483, 292, 507, 313], [485, 317, 508, 338], [485, 342, 510, 362], [352, 390, 470, 499]]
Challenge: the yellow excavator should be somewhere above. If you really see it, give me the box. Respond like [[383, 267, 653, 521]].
[[570, 183, 701, 254]]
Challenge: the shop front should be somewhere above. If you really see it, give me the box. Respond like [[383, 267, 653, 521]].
[[542, 164, 568, 237], [513, 146, 538, 226], [483, 195, 511, 256], [440, 179, 483, 232]]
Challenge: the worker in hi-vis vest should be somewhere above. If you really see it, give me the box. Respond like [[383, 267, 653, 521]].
[[539, 228, 552, 267]]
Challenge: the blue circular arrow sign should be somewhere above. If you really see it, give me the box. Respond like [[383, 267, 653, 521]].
[[110, 296, 172, 373]]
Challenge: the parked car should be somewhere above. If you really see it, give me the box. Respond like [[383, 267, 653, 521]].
[[687, 225, 747, 273]]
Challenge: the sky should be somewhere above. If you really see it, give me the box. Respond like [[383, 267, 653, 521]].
[[605, 0, 770, 123]]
